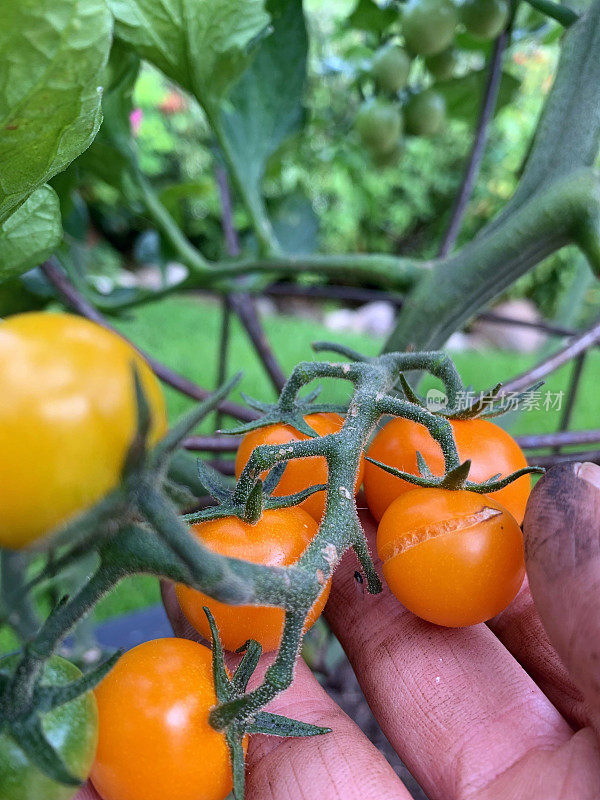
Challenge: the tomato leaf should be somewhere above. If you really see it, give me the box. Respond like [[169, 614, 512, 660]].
[[203, 607, 234, 703], [269, 191, 320, 255], [453, 30, 495, 53], [0, 187, 62, 284], [218, 0, 309, 223], [263, 462, 288, 495], [195, 461, 235, 504], [108, 0, 271, 108], [0, 0, 112, 223], [347, 0, 397, 33], [247, 711, 332, 737], [77, 48, 141, 195], [435, 69, 521, 124], [232, 640, 262, 693]]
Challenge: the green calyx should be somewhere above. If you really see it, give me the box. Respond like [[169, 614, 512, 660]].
[[365, 453, 543, 492], [203, 608, 330, 799]]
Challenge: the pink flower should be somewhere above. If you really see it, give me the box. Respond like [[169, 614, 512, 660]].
[[129, 108, 143, 136]]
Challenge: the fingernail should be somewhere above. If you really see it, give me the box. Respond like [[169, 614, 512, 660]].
[[574, 462, 600, 490]]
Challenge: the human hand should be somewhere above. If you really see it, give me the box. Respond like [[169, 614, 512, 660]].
[[77, 461, 600, 799]]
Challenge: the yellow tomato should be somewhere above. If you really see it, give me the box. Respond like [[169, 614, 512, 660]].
[[0, 312, 167, 548]]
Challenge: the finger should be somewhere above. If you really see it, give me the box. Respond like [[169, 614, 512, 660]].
[[523, 462, 600, 736], [246, 656, 412, 800], [325, 510, 572, 800], [161, 579, 206, 642], [488, 576, 587, 728], [75, 785, 101, 800], [162, 580, 411, 799]]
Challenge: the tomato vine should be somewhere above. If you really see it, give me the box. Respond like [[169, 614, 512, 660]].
[[0, 340, 541, 798]]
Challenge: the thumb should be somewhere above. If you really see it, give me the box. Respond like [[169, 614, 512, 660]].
[[523, 462, 600, 735]]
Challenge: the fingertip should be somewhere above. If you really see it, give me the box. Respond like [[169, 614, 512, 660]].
[[523, 463, 600, 732], [574, 461, 600, 490], [523, 462, 600, 575], [75, 784, 102, 800]]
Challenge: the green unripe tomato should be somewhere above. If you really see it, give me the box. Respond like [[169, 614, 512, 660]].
[[355, 99, 404, 155], [405, 90, 446, 136], [372, 137, 406, 167], [0, 656, 99, 800], [371, 45, 412, 93], [425, 47, 459, 80], [460, 0, 509, 39], [402, 0, 458, 56]]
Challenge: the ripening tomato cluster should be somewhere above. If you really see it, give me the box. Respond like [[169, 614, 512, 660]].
[[0, 311, 530, 800], [353, 0, 510, 165], [176, 407, 529, 649]]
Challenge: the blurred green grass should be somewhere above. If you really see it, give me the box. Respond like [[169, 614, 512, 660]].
[[4, 294, 597, 651], [113, 294, 598, 437]]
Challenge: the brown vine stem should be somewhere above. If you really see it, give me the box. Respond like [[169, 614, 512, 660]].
[[516, 429, 600, 450], [216, 166, 242, 258], [529, 449, 600, 467], [438, 31, 508, 257], [214, 295, 233, 432], [554, 350, 587, 449], [498, 315, 600, 395], [215, 166, 287, 393], [184, 435, 241, 451], [40, 260, 257, 422], [228, 293, 287, 392]]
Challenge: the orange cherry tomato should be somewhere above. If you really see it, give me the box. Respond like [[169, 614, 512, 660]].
[[176, 507, 330, 652], [364, 416, 530, 523], [91, 638, 234, 800], [377, 488, 525, 627], [0, 311, 167, 548], [235, 413, 364, 522]]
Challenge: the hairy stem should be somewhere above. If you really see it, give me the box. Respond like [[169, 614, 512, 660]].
[[385, 169, 600, 352], [208, 107, 280, 257]]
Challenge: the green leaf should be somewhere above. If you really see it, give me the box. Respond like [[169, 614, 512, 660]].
[[247, 711, 331, 737], [231, 640, 262, 693], [0, 187, 62, 283], [168, 450, 218, 499], [0, 0, 113, 223], [453, 31, 494, 54], [78, 46, 141, 194], [194, 461, 234, 503], [219, 0, 309, 214], [108, 0, 270, 107], [435, 69, 521, 124], [347, 0, 397, 32], [270, 191, 319, 255], [440, 459, 472, 488], [204, 607, 233, 703]]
